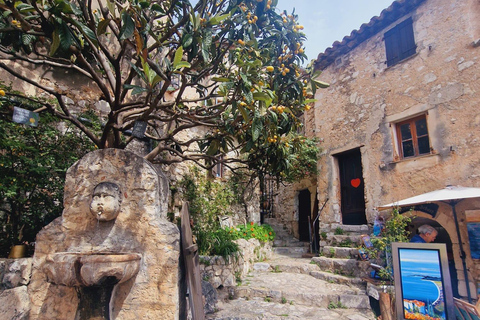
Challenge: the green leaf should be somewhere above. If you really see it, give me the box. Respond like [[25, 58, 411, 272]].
[[151, 4, 165, 13], [70, 20, 98, 46], [238, 104, 249, 122], [128, 62, 147, 83], [57, 21, 75, 51], [119, 12, 135, 40], [209, 13, 230, 26], [239, 73, 251, 87], [173, 46, 183, 68], [312, 79, 329, 89], [182, 33, 193, 48], [2, 10, 12, 18], [206, 140, 219, 156], [97, 19, 110, 36], [174, 61, 191, 71], [124, 84, 148, 95], [106, 0, 116, 18], [49, 30, 61, 55], [253, 92, 270, 102], [212, 77, 231, 82], [15, 3, 35, 13], [54, 1, 74, 14], [251, 117, 262, 142], [139, 1, 149, 9]]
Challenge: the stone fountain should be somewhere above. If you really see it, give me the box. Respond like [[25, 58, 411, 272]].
[[28, 149, 185, 319]]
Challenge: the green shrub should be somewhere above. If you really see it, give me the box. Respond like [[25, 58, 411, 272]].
[[366, 207, 413, 280], [229, 222, 276, 242], [197, 228, 239, 262]]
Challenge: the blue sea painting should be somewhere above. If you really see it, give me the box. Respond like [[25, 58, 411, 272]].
[[399, 248, 446, 320]]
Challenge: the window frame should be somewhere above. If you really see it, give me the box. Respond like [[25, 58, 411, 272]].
[[394, 114, 431, 160], [384, 17, 416, 67]]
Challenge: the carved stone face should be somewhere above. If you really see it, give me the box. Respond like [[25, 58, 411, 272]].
[[90, 182, 122, 221]]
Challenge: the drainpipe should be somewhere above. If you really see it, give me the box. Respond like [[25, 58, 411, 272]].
[[448, 200, 472, 303]]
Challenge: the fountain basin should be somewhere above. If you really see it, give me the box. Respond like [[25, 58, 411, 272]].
[[44, 252, 141, 287]]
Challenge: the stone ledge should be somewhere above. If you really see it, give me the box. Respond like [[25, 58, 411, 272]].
[[0, 258, 33, 290]]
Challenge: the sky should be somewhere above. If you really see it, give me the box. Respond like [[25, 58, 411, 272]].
[[275, 0, 395, 62]]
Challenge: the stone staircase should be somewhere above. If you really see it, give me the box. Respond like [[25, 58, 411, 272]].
[[206, 219, 377, 320], [269, 218, 310, 258], [315, 223, 373, 279]]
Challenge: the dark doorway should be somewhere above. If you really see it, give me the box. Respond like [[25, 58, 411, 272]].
[[337, 149, 367, 225], [298, 189, 311, 242]]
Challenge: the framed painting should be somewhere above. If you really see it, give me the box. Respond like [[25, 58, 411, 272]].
[[392, 242, 455, 320]]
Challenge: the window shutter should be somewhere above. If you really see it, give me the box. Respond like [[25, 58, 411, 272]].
[[398, 18, 416, 59], [385, 28, 399, 67], [384, 17, 416, 67]]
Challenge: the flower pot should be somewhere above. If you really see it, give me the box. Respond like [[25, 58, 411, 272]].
[[8, 244, 27, 259]]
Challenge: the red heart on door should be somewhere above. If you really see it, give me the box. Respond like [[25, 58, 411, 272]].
[[351, 178, 361, 188]]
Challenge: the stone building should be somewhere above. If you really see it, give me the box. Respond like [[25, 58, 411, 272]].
[[274, 0, 480, 301]]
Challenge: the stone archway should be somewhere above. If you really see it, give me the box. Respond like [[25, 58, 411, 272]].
[[409, 216, 459, 298]]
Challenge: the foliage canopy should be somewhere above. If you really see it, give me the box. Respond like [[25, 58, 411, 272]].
[[0, 0, 326, 179]]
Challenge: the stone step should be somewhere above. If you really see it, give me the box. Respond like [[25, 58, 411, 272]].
[[321, 234, 363, 247], [234, 271, 371, 310], [258, 258, 367, 290], [321, 246, 360, 259], [206, 296, 376, 320], [273, 246, 310, 258], [273, 238, 310, 248], [258, 258, 319, 275], [311, 256, 372, 278], [309, 269, 366, 289], [320, 223, 370, 234]]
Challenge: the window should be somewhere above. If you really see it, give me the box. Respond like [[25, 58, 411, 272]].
[[384, 17, 416, 67], [395, 115, 431, 159]]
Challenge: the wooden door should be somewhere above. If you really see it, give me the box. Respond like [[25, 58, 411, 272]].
[[337, 149, 367, 225], [298, 189, 311, 242]]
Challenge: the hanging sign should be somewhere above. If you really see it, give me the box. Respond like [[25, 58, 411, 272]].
[[12, 107, 39, 127], [132, 120, 147, 138]]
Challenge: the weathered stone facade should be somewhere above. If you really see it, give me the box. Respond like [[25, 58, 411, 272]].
[[275, 0, 480, 301]]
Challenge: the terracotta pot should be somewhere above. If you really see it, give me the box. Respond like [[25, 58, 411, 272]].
[[8, 244, 27, 259]]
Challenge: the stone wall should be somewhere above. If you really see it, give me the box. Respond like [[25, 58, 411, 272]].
[[200, 238, 273, 289], [0, 258, 32, 320]]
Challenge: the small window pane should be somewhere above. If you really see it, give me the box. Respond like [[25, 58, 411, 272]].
[[400, 123, 412, 140], [402, 140, 414, 157], [415, 118, 428, 136], [418, 136, 430, 154]]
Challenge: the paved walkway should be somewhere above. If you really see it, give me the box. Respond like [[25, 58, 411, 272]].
[[206, 233, 377, 319]]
